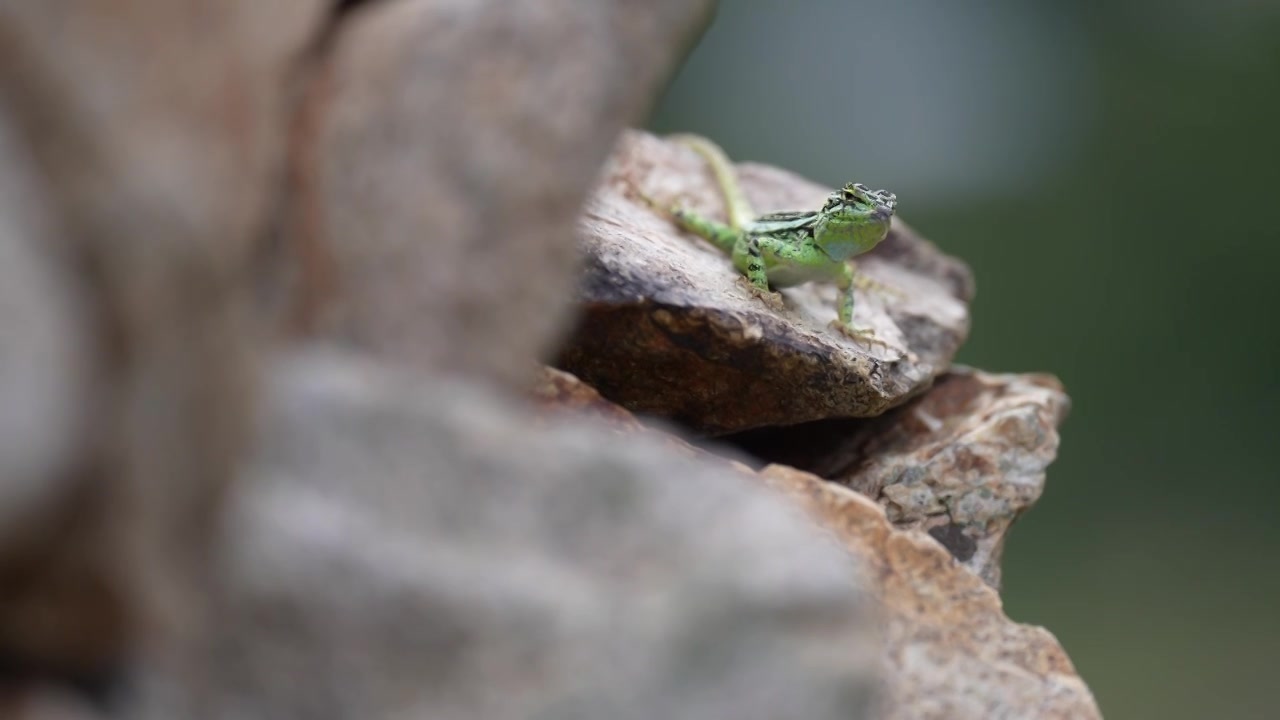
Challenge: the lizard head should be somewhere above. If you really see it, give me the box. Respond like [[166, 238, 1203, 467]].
[[813, 182, 897, 260]]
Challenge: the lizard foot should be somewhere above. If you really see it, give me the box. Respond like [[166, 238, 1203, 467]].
[[737, 276, 787, 312], [829, 320, 897, 352]]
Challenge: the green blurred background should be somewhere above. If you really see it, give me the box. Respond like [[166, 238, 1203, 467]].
[[650, 2, 1280, 717]]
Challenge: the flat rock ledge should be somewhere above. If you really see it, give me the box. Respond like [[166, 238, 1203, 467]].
[[557, 130, 973, 434]]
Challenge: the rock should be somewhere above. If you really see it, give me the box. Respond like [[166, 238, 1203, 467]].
[[529, 366, 654, 432], [0, 0, 327, 681], [762, 465, 1101, 720], [294, 0, 715, 388], [556, 130, 973, 434], [728, 369, 1070, 588], [133, 352, 883, 720], [836, 370, 1068, 588], [530, 367, 1096, 719]]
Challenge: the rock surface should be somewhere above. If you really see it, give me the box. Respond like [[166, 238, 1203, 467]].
[[557, 130, 973, 434], [728, 369, 1070, 588], [764, 465, 1100, 720], [294, 0, 715, 388], [835, 370, 1069, 588], [133, 352, 883, 720]]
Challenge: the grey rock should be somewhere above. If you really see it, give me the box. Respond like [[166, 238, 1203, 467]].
[[135, 351, 883, 720], [295, 0, 715, 387]]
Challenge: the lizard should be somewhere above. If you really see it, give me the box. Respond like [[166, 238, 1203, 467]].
[[640, 133, 899, 349]]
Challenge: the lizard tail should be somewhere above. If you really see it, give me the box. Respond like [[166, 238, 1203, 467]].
[[668, 133, 756, 231]]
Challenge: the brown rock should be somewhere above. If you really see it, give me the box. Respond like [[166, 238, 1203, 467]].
[[838, 369, 1068, 588], [529, 366, 651, 432], [296, 0, 715, 388], [528, 366, 762, 470], [728, 368, 1070, 588], [763, 465, 1101, 720], [557, 130, 973, 434]]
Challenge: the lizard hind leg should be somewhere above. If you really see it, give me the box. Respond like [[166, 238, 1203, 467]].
[[671, 207, 741, 254]]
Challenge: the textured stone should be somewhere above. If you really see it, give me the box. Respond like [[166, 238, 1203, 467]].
[[763, 465, 1101, 720], [728, 368, 1069, 588], [295, 0, 715, 387], [836, 370, 1068, 588], [133, 352, 883, 720], [556, 129, 973, 434]]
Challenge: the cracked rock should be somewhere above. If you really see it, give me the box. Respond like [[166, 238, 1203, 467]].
[[556, 130, 973, 434], [835, 369, 1069, 588], [729, 368, 1069, 588], [764, 465, 1100, 720]]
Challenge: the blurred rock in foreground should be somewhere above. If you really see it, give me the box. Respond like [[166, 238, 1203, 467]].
[[132, 353, 882, 720]]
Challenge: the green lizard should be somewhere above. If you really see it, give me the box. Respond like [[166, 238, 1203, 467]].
[[646, 134, 899, 348]]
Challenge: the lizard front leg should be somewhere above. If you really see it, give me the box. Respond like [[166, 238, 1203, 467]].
[[833, 262, 892, 349]]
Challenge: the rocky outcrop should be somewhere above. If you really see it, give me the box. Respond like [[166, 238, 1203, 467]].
[[0, 2, 1097, 719]]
